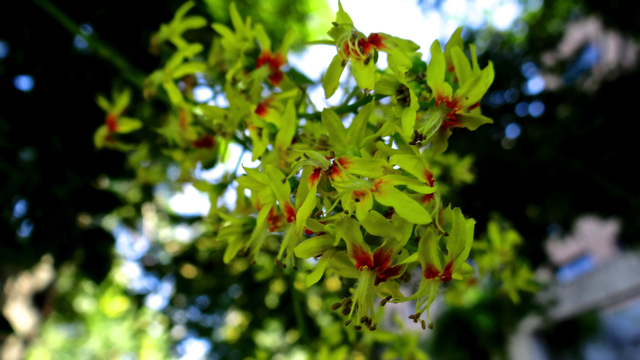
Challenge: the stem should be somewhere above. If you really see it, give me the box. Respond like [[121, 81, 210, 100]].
[[298, 94, 388, 120], [340, 87, 360, 108], [32, 0, 147, 90]]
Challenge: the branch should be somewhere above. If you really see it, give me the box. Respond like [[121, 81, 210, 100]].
[[31, 0, 147, 90], [298, 93, 388, 120]]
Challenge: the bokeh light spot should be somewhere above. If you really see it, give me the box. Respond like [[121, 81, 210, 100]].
[[505, 123, 522, 139], [529, 101, 545, 117], [13, 75, 34, 92], [0, 40, 9, 59], [515, 102, 529, 117]]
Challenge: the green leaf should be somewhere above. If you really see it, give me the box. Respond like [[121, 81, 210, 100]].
[[399, 252, 418, 265], [389, 154, 429, 182], [380, 174, 435, 194], [199, 104, 227, 120], [172, 61, 207, 79], [294, 234, 335, 259], [275, 100, 296, 150], [470, 44, 480, 73], [452, 262, 475, 280], [253, 24, 271, 51], [277, 227, 299, 261], [338, 156, 387, 178], [212, 24, 235, 40], [418, 227, 443, 270], [386, 34, 420, 53], [176, 16, 208, 33], [172, 1, 195, 23], [353, 188, 374, 221], [446, 208, 474, 270], [352, 59, 375, 91], [296, 170, 319, 235], [322, 108, 347, 149], [329, 251, 360, 278], [451, 47, 473, 86], [113, 88, 131, 114], [458, 113, 493, 131], [229, 2, 245, 35], [454, 62, 494, 107], [93, 125, 108, 149], [444, 27, 464, 68], [374, 73, 400, 95], [306, 249, 336, 287], [115, 117, 143, 133], [222, 230, 244, 264], [336, 1, 353, 26], [386, 47, 413, 82], [373, 182, 432, 224], [401, 106, 416, 138], [361, 211, 396, 239], [305, 219, 327, 233], [243, 166, 270, 185], [323, 55, 345, 99], [236, 175, 263, 190], [96, 94, 111, 112], [347, 100, 373, 149], [179, 43, 204, 59], [430, 128, 451, 156], [427, 40, 445, 98], [162, 80, 184, 106], [247, 205, 271, 257], [264, 165, 291, 210], [279, 28, 296, 57]]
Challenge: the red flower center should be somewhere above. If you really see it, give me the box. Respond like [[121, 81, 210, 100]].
[[284, 202, 296, 223], [106, 114, 118, 133], [257, 50, 286, 86], [192, 134, 215, 149]]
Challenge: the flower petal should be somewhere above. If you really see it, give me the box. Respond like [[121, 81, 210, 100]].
[[457, 113, 493, 131], [374, 73, 401, 95], [352, 59, 375, 91], [323, 55, 346, 99], [337, 217, 373, 270], [372, 181, 432, 225], [451, 47, 473, 86], [322, 108, 347, 150], [294, 233, 336, 259], [380, 174, 436, 194], [306, 249, 337, 287], [427, 40, 447, 104], [329, 251, 360, 278], [446, 208, 475, 271], [401, 106, 416, 138], [275, 100, 296, 151], [346, 101, 374, 150]]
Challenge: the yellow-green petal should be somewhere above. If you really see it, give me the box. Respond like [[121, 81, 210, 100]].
[[323, 55, 345, 99]]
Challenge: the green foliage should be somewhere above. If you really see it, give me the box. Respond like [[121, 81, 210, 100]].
[[25, 265, 171, 360]]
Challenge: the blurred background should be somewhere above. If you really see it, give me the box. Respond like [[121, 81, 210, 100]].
[[1, 0, 640, 359]]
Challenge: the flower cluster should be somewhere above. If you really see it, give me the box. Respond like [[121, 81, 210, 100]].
[[95, 1, 499, 332], [213, 1, 495, 331]]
